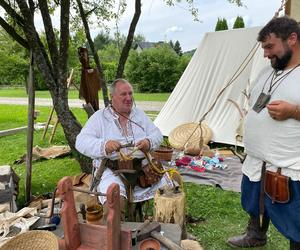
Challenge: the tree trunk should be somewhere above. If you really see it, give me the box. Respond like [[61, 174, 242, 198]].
[[115, 0, 141, 78], [13, 0, 92, 173], [51, 91, 92, 173]]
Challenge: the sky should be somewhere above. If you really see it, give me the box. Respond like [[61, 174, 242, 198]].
[[97, 0, 284, 52], [0, 0, 284, 52]]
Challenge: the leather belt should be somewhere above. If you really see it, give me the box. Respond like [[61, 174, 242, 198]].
[[106, 158, 144, 171]]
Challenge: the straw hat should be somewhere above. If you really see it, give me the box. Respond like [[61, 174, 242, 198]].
[[169, 122, 213, 150], [0, 230, 58, 250]]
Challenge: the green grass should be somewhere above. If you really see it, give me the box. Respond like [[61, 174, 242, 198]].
[[185, 183, 288, 249], [0, 88, 170, 101], [0, 105, 87, 205], [0, 104, 288, 249]]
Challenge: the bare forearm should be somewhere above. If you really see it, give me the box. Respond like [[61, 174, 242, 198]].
[[292, 105, 300, 121]]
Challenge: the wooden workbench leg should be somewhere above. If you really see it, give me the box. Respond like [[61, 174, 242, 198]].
[[57, 177, 81, 250], [106, 183, 121, 250]]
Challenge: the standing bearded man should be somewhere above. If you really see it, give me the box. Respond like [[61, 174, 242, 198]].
[[227, 16, 300, 249]]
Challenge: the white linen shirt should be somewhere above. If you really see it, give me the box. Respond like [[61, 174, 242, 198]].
[[243, 66, 300, 181], [76, 106, 163, 160], [75, 106, 171, 204]]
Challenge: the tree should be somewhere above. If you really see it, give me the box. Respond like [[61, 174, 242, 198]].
[[233, 15, 245, 29], [115, 0, 141, 78], [125, 45, 190, 92], [173, 40, 183, 56], [215, 18, 229, 31], [0, 0, 244, 173], [0, 29, 28, 85], [99, 43, 120, 82], [93, 31, 112, 51]]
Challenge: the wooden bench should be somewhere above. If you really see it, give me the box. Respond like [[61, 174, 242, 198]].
[[56, 177, 131, 250]]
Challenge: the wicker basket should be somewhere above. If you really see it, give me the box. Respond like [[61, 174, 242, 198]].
[[151, 146, 173, 161], [0, 230, 58, 250]]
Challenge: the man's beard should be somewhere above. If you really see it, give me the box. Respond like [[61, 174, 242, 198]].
[[271, 48, 292, 70]]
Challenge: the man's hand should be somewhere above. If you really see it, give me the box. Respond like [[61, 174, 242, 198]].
[[267, 100, 295, 121], [136, 138, 150, 153], [105, 140, 122, 154]]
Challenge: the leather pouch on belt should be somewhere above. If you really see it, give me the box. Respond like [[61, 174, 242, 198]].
[[118, 159, 133, 170], [264, 168, 290, 203], [138, 160, 163, 188]]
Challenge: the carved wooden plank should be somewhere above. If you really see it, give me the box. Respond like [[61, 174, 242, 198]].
[[106, 183, 121, 250], [79, 223, 108, 249], [57, 177, 81, 250]]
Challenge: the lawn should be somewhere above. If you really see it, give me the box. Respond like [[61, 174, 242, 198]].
[[0, 87, 170, 102], [0, 104, 288, 249]]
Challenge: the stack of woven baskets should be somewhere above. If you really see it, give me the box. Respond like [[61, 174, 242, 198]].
[[0, 230, 58, 250]]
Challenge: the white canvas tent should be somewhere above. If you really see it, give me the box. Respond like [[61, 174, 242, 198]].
[[154, 26, 270, 146]]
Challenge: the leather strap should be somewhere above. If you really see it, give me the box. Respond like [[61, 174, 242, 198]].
[[273, 172, 278, 204], [272, 167, 281, 203], [259, 161, 266, 227]]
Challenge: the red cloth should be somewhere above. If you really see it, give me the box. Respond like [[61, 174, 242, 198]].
[[175, 156, 192, 166]]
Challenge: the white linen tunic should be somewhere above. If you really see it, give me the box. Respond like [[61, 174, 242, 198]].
[[76, 106, 172, 203], [243, 66, 300, 181]]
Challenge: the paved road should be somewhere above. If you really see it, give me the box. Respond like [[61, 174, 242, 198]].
[[0, 97, 165, 112]]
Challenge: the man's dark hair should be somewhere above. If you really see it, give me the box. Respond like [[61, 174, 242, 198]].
[[258, 16, 300, 42]]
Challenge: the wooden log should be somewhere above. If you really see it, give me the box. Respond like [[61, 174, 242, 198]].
[[0, 126, 27, 137], [151, 231, 183, 250], [154, 187, 186, 239]]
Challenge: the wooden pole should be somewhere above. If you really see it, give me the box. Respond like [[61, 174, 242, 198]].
[[49, 118, 59, 144], [285, 0, 300, 22], [25, 50, 35, 203], [285, 0, 291, 16], [42, 69, 74, 142], [41, 106, 55, 140]]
